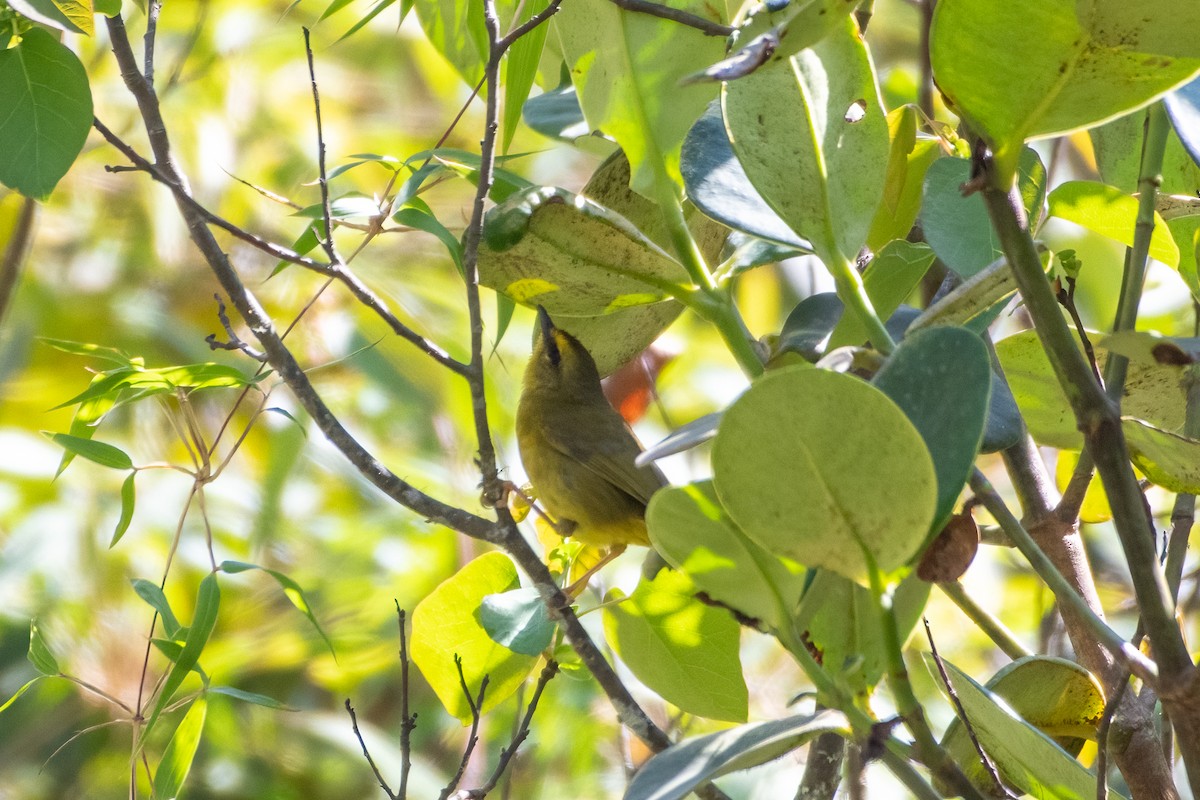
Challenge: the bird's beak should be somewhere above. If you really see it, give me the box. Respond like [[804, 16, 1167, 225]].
[[535, 305, 562, 366], [536, 305, 556, 342]]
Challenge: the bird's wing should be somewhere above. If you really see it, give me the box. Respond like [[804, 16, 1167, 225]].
[[543, 414, 667, 507]]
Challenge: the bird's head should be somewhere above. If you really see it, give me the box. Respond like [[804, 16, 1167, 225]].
[[524, 305, 603, 401]]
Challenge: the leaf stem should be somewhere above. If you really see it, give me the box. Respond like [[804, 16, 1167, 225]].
[[937, 580, 1030, 661], [829, 253, 896, 355]]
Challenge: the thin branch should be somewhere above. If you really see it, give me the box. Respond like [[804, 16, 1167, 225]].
[[470, 660, 560, 797], [302, 27, 344, 268], [102, 14, 494, 539], [796, 731, 845, 800], [206, 294, 267, 361], [923, 618, 1009, 798], [1096, 677, 1132, 800], [144, 0, 162, 83], [606, 0, 733, 35], [978, 153, 1194, 689], [439, 657, 488, 800], [345, 699, 397, 800], [969, 469, 1158, 684], [937, 580, 1030, 660], [396, 603, 416, 800], [90, 118, 469, 377]]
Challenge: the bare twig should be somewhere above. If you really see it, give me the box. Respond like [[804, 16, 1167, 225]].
[[440, 657, 489, 800], [206, 295, 267, 361], [606, 0, 733, 36], [345, 698, 397, 800], [1054, 275, 1101, 382], [468, 660, 560, 798], [302, 27, 344, 268], [396, 604, 416, 800], [91, 119, 468, 377], [923, 618, 1008, 797]]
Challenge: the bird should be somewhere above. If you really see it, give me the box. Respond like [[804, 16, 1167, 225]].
[[516, 306, 667, 586]]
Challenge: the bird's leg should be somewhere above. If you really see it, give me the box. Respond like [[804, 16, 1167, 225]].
[[564, 544, 627, 599]]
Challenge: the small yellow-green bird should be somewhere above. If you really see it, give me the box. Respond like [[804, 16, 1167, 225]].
[[516, 306, 667, 564]]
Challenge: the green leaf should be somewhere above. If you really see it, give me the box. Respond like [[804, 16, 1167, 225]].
[[932, 0, 1200, 183], [141, 574, 220, 747], [411, 0, 494, 87], [410, 552, 538, 724], [0, 678, 41, 715], [131, 579, 183, 640], [40, 337, 137, 366], [8, 0, 91, 35], [209, 685, 295, 711], [477, 587, 555, 657], [293, 194, 380, 220], [55, 379, 118, 476], [43, 432, 133, 471], [920, 149, 1046, 277], [796, 570, 930, 692], [392, 197, 464, 277], [28, 620, 60, 676], [712, 367, 937, 583], [625, 710, 849, 800], [0, 28, 94, 199], [1122, 417, 1200, 493], [502, 0, 550, 152], [54, 363, 254, 409], [872, 326, 992, 534], [151, 697, 206, 800], [554, 0, 726, 197], [680, 102, 812, 251], [938, 655, 1104, 794], [602, 569, 747, 722], [647, 480, 807, 630], [478, 186, 691, 373], [724, 17, 888, 266], [217, 561, 335, 658], [995, 329, 1189, 449], [827, 240, 936, 350], [1047, 181, 1179, 268], [335, 0, 399, 43], [925, 655, 1126, 800], [110, 472, 136, 547], [522, 83, 592, 143], [867, 105, 942, 251]]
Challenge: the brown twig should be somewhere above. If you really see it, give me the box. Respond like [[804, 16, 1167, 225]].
[[206, 294, 267, 361], [345, 698, 397, 800], [606, 0, 733, 36], [923, 618, 1008, 797], [466, 660, 560, 798], [396, 604, 416, 800], [90, 119, 469, 377], [439, 657, 489, 800]]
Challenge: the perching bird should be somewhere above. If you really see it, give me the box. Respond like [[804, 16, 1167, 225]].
[[516, 306, 667, 574]]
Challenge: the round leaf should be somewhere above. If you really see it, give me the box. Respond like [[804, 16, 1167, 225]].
[[646, 480, 807, 630], [712, 367, 937, 582], [931, 0, 1200, 182], [602, 569, 747, 722], [410, 552, 538, 724], [872, 326, 992, 533]]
